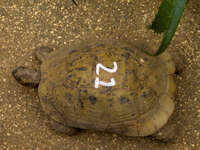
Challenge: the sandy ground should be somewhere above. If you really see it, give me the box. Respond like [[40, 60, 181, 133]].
[[0, 0, 200, 149]]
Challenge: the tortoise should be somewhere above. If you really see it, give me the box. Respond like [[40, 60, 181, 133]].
[[12, 40, 176, 140]]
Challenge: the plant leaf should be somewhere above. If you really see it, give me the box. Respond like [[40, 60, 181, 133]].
[[150, 0, 173, 33], [144, 0, 187, 56]]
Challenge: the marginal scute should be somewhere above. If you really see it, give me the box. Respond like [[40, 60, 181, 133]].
[[167, 75, 176, 98], [136, 95, 174, 136], [160, 52, 176, 74]]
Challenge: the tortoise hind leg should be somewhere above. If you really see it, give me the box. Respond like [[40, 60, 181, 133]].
[[151, 116, 180, 142], [12, 66, 40, 88], [49, 119, 80, 136], [35, 46, 53, 63]]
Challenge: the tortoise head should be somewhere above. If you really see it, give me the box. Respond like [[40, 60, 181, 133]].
[[12, 46, 53, 88], [12, 66, 41, 88]]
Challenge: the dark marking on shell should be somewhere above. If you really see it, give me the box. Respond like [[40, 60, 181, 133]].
[[83, 89, 87, 93], [68, 74, 72, 78], [123, 70, 128, 87], [121, 52, 130, 59], [62, 82, 68, 89], [99, 86, 112, 95], [67, 70, 73, 73], [69, 58, 78, 66], [97, 44, 105, 48], [106, 87, 112, 94], [119, 96, 129, 104], [64, 75, 77, 89], [92, 61, 97, 73], [131, 113, 136, 117], [68, 49, 78, 55], [107, 99, 113, 107], [89, 96, 97, 105], [132, 69, 136, 75], [76, 78, 81, 86], [64, 93, 72, 101], [78, 90, 84, 108], [108, 99, 113, 102], [77, 67, 88, 71], [141, 92, 147, 98], [91, 79, 95, 85], [123, 47, 133, 52]]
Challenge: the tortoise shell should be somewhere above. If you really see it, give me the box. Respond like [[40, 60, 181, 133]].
[[38, 41, 176, 136]]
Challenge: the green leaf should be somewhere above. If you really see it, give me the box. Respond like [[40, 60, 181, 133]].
[[144, 0, 187, 56], [150, 0, 173, 33], [72, 0, 78, 6]]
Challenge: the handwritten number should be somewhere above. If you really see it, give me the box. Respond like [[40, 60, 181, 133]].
[[96, 62, 118, 75], [95, 62, 118, 88]]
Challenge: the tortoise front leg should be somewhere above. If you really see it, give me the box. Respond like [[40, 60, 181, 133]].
[[49, 119, 80, 136], [12, 66, 40, 88], [35, 46, 53, 63]]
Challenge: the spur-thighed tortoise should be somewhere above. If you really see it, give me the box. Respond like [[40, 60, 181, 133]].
[[12, 40, 176, 140]]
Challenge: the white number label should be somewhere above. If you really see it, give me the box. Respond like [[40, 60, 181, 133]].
[[95, 62, 118, 88], [96, 62, 118, 75]]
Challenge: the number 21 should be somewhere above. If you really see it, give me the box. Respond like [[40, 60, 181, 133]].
[[95, 62, 118, 88]]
